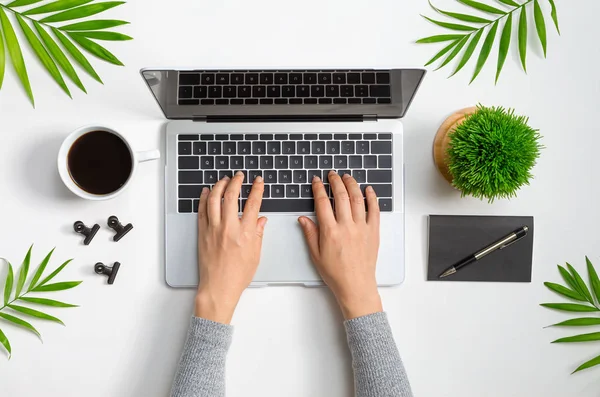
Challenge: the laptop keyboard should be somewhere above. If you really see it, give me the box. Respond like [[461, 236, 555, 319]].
[[177, 70, 392, 106], [177, 133, 394, 213]]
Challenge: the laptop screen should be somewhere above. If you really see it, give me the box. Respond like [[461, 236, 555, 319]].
[[141, 68, 425, 120]]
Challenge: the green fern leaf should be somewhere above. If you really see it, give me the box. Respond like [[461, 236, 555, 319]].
[[52, 28, 102, 83], [74, 31, 132, 41], [60, 19, 129, 31], [496, 12, 512, 83], [7, 0, 44, 7], [518, 6, 528, 72], [573, 354, 600, 374], [0, 328, 11, 359], [23, 0, 94, 16], [14, 245, 32, 298], [587, 257, 600, 304], [416, 34, 465, 43], [0, 8, 33, 105], [470, 20, 499, 83], [27, 247, 54, 292], [533, 0, 547, 57], [0, 312, 41, 339], [457, 0, 505, 15], [68, 32, 123, 65], [450, 29, 483, 77], [8, 305, 64, 325], [422, 16, 476, 31], [436, 36, 469, 70], [3, 262, 13, 306], [425, 40, 459, 66], [429, 0, 491, 23], [567, 263, 594, 304], [548, 0, 559, 34], [0, 24, 5, 89], [497, 0, 520, 6], [40, 1, 125, 23]]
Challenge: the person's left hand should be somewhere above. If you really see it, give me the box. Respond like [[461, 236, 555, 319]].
[[195, 172, 267, 324]]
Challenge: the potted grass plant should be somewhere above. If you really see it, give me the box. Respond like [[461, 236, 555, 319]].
[[433, 105, 543, 202]]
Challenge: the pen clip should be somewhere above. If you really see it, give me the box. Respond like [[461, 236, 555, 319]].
[[500, 233, 526, 249]]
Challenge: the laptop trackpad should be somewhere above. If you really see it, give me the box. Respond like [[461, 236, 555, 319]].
[[254, 215, 322, 286]]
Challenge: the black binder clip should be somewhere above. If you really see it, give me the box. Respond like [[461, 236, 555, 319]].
[[107, 216, 133, 242], [73, 221, 100, 246], [95, 262, 120, 284]]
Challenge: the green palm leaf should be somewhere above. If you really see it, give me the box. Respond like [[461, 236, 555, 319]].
[[567, 263, 594, 304], [540, 303, 599, 312], [14, 245, 32, 298], [0, 24, 5, 89], [19, 297, 78, 308], [587, 257, 600, 304], [8, 304, 64, 325], [68, 32, 123, 64], [74, 31, 132, 41], [544, 282, 587, 302], [457, 0, 505, 14], [533, 0, 547, 57], [60, 19, 129, 31], [495, 12, 512, 83], [425, 40, 459, 66], [436, 36, 469, 70], [23, 0, 94, 16], [497, 0, 519, 6], [558, 265, 581, 294], [470, 20, 498, 83], [27, 247, 55, 292], [416, 34, 465, 43], [3, 262, 13, 306], [573, 354, 600, 374], [450, 29, 483, 77], [33, 22, 86, 93], [518, 6, 527, 72], [7, 0, 44, 7], [52, 28, 102, 83], [552, 332, 600, 344], [548, 0, 559, 34], [0, 8, 33, 105], [0, 312, 40, 339], [548, 318, 600, 327], [429, 0, 491, 23], [0, 328, 10, 359], [422, 16, 476, 31], [36, 258, 73, 287], [40, 1, 125, 23], [32, 281, 82, 292]]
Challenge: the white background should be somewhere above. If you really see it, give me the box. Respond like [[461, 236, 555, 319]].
[[1, 0, 599, 396]]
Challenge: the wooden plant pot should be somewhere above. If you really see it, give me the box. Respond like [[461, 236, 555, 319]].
[[433, 107, 478, 184]]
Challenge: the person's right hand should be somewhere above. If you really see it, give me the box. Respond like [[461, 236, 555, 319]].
[[298, 171, 383, 320]]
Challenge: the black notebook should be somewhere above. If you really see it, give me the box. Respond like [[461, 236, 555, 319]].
[[427, 215, 534, 282]]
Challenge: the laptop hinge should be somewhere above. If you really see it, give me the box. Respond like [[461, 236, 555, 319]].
[[192, 114, 377, 123]]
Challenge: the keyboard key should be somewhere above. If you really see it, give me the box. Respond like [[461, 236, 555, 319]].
[[238, 86, 251, 97], [215, 134, 229, 141], [334, 156, 347, 168], [319, 98, 332, 104], [311, 85, 325, 97], [378, 98, 392, 104], [322, 171, 332, 183], [289, 98, 303, 104], [267, 86, 281, 98], [301, 184, 313, 198], [338, 169, 351, 178], [260, 156, 274, 169], [290, 156, 303, 169], [260, 73, 274, 84], [179, 185, 205, 198], [179, 171, 203, 184], [179, 142, 192, 155], [246, 73, 259, 84], [200, 99, 215, 105], [249, 170, 263, 182], [279, 171, 292, 183], [289, 73, 302, 84], [282, 86, 295, 97], [370, 85, 391, 97], [326, 141, 340, 154], [179, 199, 192, 212], [297, 141, 310, 154], [180, 99, 199, 105], [348, 98, 361, 104], [275, 73, 288, 84], [231, 99, 244, 105], [341, 85, 354, 97], [223, 142, 236, 154], [275, 134, 288, 140], [333, 134, 347, 140], [272, 185, 285, 198], [362, 72, 375, 84], [246, 134, 259, 140], [238, 142, 251, 154], [252, 141, 266, 154], [364, 155, 377, 168], [378, 198, 393, 212], [290, 134, 303, 140], [367, 170, 392, 183], [286, 184, 300, 198], [355, 85, 369, 97], [318, 73, 332, 84], [356, 141, 369, 154], [180, 73, 200, 85], [275, 156, 288, 169], [264, 170, 277, 183], [209, 86, 222, 98], [219, 170, 233, 179], [347, 73, 360, 84], [304, 73, 317, 84], [205, 171, 218, 184], [326, 85, 340, 97], [274, 99, 288, 104], [333, 73, 346, 84], [378, 133, 392, 140], [307, 169, 321, 181], [236, 170, 248, 180], [319, 156, 333, 169], [241, 185, 252, 198], [263, 185, 270, 198], [179, 156, 199, 169], [230, 135, 244, 140], [260, 98, 274, 104], [215, 156, 229, 169], [312, 141, 325, 154], [371, 141, 392, 154], [223, 86, 236, 98], [245, 98, 259, 105], [267, 141, 281, 154], [362, 184, 392, 197], [349, 156, 362, 168], [252, 86, 266, 98], [245, 156, 259, 169], [379, 155, 392, 168], [363, 98, 376, 104], [304, 156, 318, 168], [349, 134, 362, 140], [208, 142, 221, 154], [364, 134, 377, 140], [231, 73, 244, 84], [231, 156, 244, 169], [282, 141, 295, 154], [193, 86, 207, 98], [341, 141, 355, 154], [353, 169, 366, 183], [179, 86, 193, 98], [216, 74, 229, 84], [297, 86, 310, 97], [193, 199, 200, 213], [201, 73, 215, 85], [179, 134, 199, 141], [293, 170, 307, 183], [304, 99, 317, 104], [376, 72, 390, 84], [259, 199, 314, 212]]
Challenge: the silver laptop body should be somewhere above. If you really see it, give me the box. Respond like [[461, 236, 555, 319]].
[[141, 68, 425, 287]]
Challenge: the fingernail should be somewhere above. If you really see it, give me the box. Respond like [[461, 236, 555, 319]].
[[366, 186, 374, 193], [201, 187, 209, 195], [342, 173, 351, 179], [255, 176, 263, 183], [298, 217, 305, 225], [329, 170, 336, 175], [222, 176, 230, 181], [235, 171, 244, 177], [313, 176, 321, 182]]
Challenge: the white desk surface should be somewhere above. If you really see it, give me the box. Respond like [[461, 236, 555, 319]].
[[1, 0, 599, 395]]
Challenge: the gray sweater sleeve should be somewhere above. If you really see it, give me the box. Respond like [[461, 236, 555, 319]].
[[345, 312, 414, 397], [171, 312, 412, 397]]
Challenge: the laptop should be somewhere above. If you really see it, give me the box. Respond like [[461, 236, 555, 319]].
[[141, 68, 425, 287]]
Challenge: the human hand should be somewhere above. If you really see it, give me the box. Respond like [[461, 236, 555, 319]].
[[195, 172, 267, 324], [298, 171, 382, 320]]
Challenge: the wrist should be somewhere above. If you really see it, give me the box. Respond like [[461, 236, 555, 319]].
[[194, 289, 238, 324], [335, 287, 383, 320]]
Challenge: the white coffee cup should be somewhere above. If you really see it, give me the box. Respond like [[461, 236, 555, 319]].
[[58, 125, 160, 200]]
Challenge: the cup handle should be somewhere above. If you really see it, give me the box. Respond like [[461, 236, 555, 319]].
[[137, 149, 161, 163]]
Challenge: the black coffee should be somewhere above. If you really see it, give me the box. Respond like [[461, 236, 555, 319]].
[[68, 131, 133, 195]]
